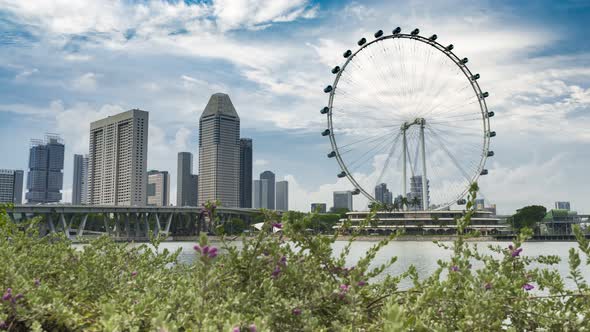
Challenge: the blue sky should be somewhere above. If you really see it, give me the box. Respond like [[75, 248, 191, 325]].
[[0, 0, 589, 213]]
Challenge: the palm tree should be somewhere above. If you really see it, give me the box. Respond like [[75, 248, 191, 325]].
[[401, 197, 409, 211], [392, 201, 399, 212], [411, 197, 420, 211]]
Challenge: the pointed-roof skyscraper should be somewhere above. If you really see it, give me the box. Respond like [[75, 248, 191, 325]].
[[198, 93, 240, 207]]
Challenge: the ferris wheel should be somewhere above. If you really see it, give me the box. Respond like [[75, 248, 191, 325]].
[[321, 28, 495, 210]]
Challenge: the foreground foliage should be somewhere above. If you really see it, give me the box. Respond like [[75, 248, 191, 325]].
[[1, 185, 589, 331]]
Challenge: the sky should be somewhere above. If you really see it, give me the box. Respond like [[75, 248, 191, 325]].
[[0, 0, 589, 214]]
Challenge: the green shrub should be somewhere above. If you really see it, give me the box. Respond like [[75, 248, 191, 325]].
[[0, 184, 589, 331]]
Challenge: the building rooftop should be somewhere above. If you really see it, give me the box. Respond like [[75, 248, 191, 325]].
[[201, 93, 239, 119]]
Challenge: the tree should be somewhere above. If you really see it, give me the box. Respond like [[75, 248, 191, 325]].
[[508, 205, 547, 232], [411, 197, 420, 211]]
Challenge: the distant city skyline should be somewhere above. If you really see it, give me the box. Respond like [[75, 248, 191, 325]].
[[0, 1, 588, 213], [26, 135, 64, 204]]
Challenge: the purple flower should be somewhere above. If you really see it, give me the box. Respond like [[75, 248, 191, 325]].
[[131, 271, 138, 277], [2, 288, 11, 301], [292, 308, 302, 315], [272, 223, 283, 229], [508, 245, 514, 250], [193, 244, 201, 253], [451, 266, 459, 272], [484, 282, 492, 290], [523, 283, 534, 291], [0, 321, 7, 330], [202, 246, 210, 255], [511, 248, 523, 257], [339, 284, 350, 292], [279, 256, 287, 265], [232, 327, 240, 332], [357, 280, 367, 287], [249, 324, 257, 332], [34, 279, 41, 287], [14, 293, 23, 301], [271, 266, 281, 278]]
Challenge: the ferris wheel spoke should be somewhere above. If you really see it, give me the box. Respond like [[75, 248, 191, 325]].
[[346, 131, 401, 172], [335, 127, 400, 150]]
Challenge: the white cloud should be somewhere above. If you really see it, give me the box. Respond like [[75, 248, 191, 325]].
[[71, 72, 99, 91], [14, 68, 38, 81], [254, 159, 269, 166]]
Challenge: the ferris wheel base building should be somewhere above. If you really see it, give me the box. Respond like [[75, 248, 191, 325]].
[[336, 210, 506, 235]]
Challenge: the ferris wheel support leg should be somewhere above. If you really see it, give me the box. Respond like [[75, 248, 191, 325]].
[[420, 121, 429, 211], [402, 128, 407, 211]]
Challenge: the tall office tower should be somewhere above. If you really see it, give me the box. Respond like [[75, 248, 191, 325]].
[[555, 201, 571, 211], [253, 180, 262, 208], [26, 134, 64, 204], [88, 109, 148, 206], [383, 191, 393, 205], [376, 183, 392, 204], [475, 198, 485, 210], [333, 191, 353, 211], [198, 93, 240, 207], [311, 203, 327, 213], [0, 169, 24, 204], [407, 175, 430, 210], [239, 138, 253, 208], [147, 170, 170, 206], [276, 180, 288, 211], [72, 154, 89, 205], [177, 152, 198, 206], [260, 171, 275, 210]]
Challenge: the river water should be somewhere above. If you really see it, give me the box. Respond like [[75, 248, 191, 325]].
[[155, 240, 590, 290]]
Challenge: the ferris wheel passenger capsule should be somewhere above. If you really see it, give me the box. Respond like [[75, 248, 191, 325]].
[[487, 131, 496, 137], [324, 85, 333, 93], [343, 50, 352, 58], [321, 129, 331, 136], [480, 169, 489, 175], [331, 66, 340, 74], [445, 44, 454, 51], [481, 91, 489, 98], [374, 30, 384, 38], [357, 38, 367, 46], [327, 151, 336, 158], [411, 28, 420, 35], [337, 171, 346, 178], [392, 27, 401, 34], [487, 151, 495, 157], [320, 107, 329, 114], [352, 189, 361, 195], [461, 58, 468, 64], [471, 73, 480, 81], [429, 34, 438, 41], [486, 111, 494, 118], [457, 199, 467, 205]]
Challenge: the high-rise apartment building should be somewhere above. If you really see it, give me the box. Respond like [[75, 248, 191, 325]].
[[198, 93, 240, 207], [333, 191, 353, 211], [311, 203, 327, 213], [88, 109, 148, 206], [239, 138, 253, 208], [72, 154, 89, 205], [276, 180, 288, 211], [555, 201, 571, 211], [26, 135, 64, 204], [147, 170, 170, 206], [0, 169, 24, 204], [375, 183, 393, 204], [260, 171, 275, 210], [177, 152, 198, 206]]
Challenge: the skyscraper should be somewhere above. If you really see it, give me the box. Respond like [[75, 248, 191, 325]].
[[555, 201, 571, 211], [276, 180, 288, 211], [198, 93, 240, 207], [88, 109, 148, 206], [253, 179, 262, 208], [475, 198, 485, 210], [407, 175, 430, 210], [239, 138, 253, 208], [260, 171, 275, 210], [333, 191, 353, 211], [311, 203, 327, 213], [147, 170, 170, 206], [177, 152, 198, 206], [26, 134, 64, 204], [0, 169, 23, 204], [72, 154, 88, 205]]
